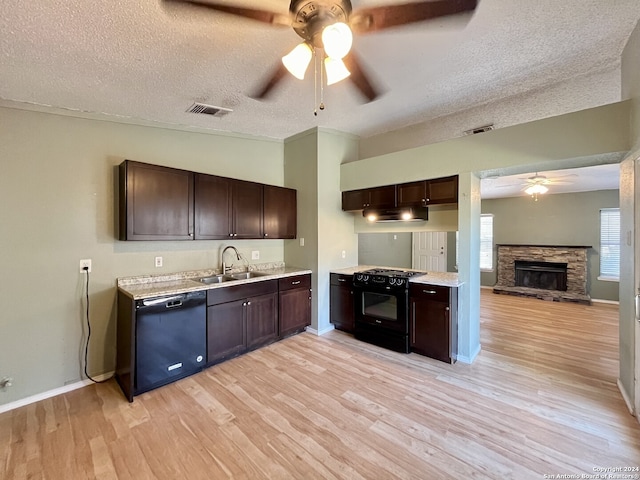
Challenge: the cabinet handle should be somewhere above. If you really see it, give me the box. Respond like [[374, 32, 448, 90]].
[[264, 233, 268, 237], [445, 306, 450, 311], [338, 278, 346, 282], [292, 280, 301, 285], [229, 233, 233, 237], [412, 302, 416, 345], [247, 301, 251, 306], [423, 290, 437, 294]]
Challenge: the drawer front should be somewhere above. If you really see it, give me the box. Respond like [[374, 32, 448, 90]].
[[207, 279, 277, 305], [279, 274, 311, 292], [330, 273, 352, 286], [409, 284, 450, 303]]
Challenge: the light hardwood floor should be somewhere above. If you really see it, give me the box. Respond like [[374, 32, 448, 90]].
[[2, 290, 639, 479]]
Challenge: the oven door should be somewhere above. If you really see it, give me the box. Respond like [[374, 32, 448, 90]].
[[354, 285, 408, 333]]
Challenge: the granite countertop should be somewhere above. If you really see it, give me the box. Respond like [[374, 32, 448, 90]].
[[330, 265, 463, 288], [118, 263, 312, 300]]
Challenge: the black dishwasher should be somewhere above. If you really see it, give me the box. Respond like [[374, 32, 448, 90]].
[[135, 290, 206, 395]]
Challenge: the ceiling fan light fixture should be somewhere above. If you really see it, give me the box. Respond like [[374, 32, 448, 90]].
[[525, 184, 549, 196], [324, 57, 351, 85], [282, 42, 313, 80], [321, 22, 353, 59]]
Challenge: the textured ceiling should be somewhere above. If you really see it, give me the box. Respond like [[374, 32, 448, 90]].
[[0, 0, 639, 140]]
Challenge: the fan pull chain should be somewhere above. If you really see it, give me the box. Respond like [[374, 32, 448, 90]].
[[313, 50, 325, 116], [319, 53, 325, 112], [313, 49, 318, 116]]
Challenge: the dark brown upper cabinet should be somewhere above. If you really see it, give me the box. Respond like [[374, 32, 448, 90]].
[[427, 175, 458, 205], [341, 185, 396, 211], [397, 175, 459, 207], [195, 174, 263, 240], [263, 185, 297, 239], [119, 160, 194, 241]]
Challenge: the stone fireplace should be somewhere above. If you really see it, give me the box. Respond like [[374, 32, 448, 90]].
[[493, 245, 591, 304]]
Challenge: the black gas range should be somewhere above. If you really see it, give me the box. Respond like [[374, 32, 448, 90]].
[[353, 268, 423, 353]]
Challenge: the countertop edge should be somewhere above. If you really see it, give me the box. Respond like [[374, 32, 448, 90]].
[[118, 267, 313, 300]]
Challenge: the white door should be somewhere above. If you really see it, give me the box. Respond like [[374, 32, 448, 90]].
[[412, 232, 447, 272]]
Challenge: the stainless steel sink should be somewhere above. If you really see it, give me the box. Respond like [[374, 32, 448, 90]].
[[226, 271, 269, 280], [198, 274, 235, 284]]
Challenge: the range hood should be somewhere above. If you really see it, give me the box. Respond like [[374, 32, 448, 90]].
[[363, 207, 428, 223]]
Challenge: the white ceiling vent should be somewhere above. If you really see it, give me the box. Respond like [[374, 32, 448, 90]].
[[186, 103, 233, 118]]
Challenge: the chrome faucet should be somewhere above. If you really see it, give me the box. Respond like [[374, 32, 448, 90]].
[[221, 245, 241, 274]]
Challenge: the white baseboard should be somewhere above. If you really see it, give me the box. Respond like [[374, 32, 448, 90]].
[[305, 324, 335, 336], [456, 343, 482, 364], [591, 298, 619, 305], [0, 372, 114, 415], [617, 378, 635, 416]]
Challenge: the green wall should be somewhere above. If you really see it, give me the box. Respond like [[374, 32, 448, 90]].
[[0, 107, 285, 407], [283, 128, 359, 334], [481, 190, 620, 301]]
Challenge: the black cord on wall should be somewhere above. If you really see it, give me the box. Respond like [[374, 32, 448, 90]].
[[83, 267, 110, 384]]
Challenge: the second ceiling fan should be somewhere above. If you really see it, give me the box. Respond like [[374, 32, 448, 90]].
[[165, 0, 478, 102]]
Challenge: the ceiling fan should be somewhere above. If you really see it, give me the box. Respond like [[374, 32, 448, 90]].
[[499, 172, 577, 200], [163, 0, 478, 103]]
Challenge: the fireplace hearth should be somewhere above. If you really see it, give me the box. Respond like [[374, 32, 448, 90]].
[[493, 245, 591, 304]]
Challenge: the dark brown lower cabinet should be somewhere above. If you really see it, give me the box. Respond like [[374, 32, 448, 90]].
[[409, 284, 458, 364], [330, 273, 354, 333], [279, 274, 312, 338], [207, 280, 278, 365]]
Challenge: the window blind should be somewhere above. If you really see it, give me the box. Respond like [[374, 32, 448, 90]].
[[480, 214, 493, 271], [600, 208, 620, 279]]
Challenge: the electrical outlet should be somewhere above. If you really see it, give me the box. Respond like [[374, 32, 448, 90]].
[[251, 251, 260, 260], [341, 250, 346, 259], [155, 256, 163, 268], [300, 237, 305, 247], [79, 259, 92, 273]]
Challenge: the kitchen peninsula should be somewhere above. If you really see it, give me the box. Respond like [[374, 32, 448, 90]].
[[330, 266, 461, 364]]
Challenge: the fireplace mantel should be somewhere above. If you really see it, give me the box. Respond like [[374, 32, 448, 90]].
[[496, 244, 592, 249], [493, 245, 591, 304]]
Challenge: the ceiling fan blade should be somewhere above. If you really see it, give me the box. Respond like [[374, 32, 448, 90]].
[[343, 53, 383, 103], [350, 0, 478, 34], [250, 63, 288, 100], [163, 0, 290, 26]]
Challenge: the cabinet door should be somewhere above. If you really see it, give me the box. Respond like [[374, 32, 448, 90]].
[[207, 300, 246, 364], [279, 288, 311, 338], [246, 292, 279, 350], [397, 181, 427, 207], [120, 160, 194, 240], [368, 185, 397, 208], [330, 283, 355, 333], [263, 185, 296, 239], [342, 189, 369, 211], [427, 175, 458, 205], [194, 173, 232, 240], [410, 295, 451, 363], [232, 180, 263, 239]]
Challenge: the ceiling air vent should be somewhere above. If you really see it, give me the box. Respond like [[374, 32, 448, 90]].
[[186, 103, 232, 118], [464, 124, 494, 135]]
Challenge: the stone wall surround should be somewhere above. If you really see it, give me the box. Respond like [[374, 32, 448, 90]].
[[493, 245, 591, 304]]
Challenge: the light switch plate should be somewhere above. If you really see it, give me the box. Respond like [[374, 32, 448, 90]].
[[300, 237, 305, 247], [251, 251, 260, 260]]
